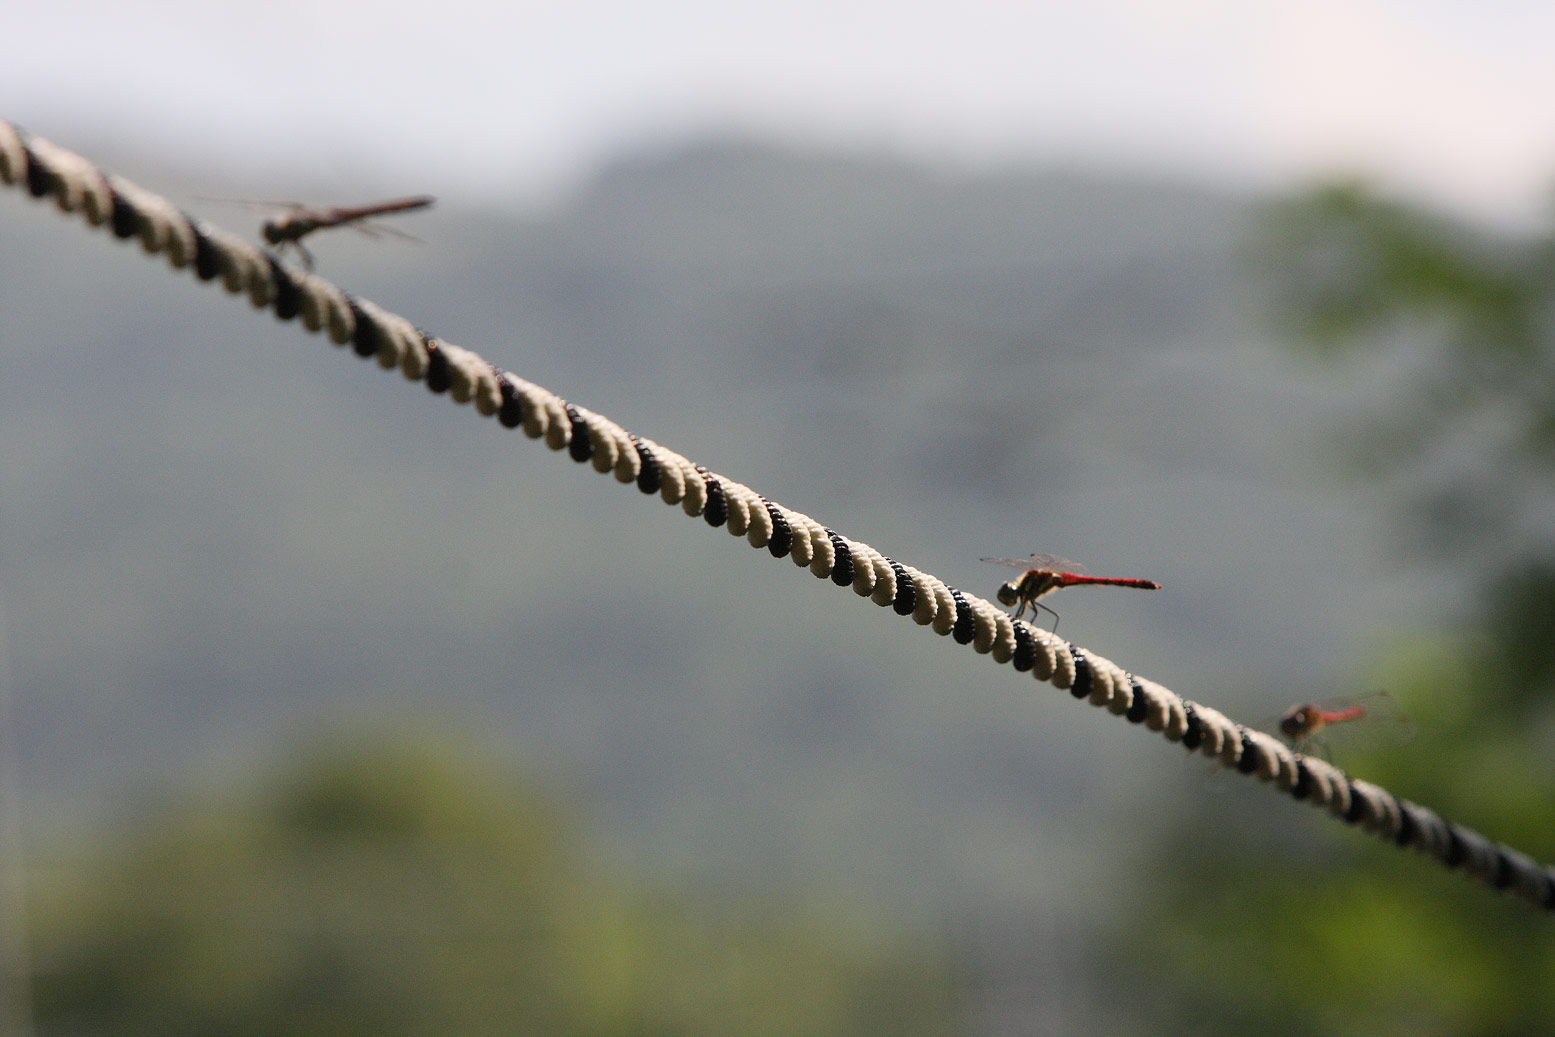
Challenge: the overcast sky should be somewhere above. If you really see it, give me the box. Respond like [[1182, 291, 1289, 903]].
[[8, 0, 1555, 222]]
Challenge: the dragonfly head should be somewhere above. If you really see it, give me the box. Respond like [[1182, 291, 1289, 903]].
[[1279, 704, 1317, 740], [261, 220, 286, 245], [995, 581, 1020, 607]]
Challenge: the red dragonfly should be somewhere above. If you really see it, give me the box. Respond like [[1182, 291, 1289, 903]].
[[205, 195, 435, 270], [980, 554, 1161, 631], [1273, 691, 1414, 759]]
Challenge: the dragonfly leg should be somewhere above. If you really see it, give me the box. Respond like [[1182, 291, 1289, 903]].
[[272, 239, 315, 272], [1289, 736, 1332, 764], [1033, 601, 1061, 634], [269, 239, 304, 272]]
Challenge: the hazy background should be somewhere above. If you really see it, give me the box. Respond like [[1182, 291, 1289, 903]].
[[5, 2, 1554, 1033]]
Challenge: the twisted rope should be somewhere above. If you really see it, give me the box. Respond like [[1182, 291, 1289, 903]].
[[4, 120, 1551, 911]]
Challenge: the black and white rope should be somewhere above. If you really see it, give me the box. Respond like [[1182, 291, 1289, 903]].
[[4, 120, 1551, 911]]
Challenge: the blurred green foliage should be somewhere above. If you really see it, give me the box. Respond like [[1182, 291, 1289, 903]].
[[1109, 184, 1555, 1035], [26, 729, 963, 1035], [1261, 183, 1555, 550]]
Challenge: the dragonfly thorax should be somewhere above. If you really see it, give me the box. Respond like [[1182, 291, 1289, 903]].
[[263, 216, 320, 245]]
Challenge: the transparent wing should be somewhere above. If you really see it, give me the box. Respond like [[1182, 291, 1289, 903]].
[[347, 221, 424, 243], [196, 196, 303, 212], [980, 554, 1084, 572], [1308, 689, 1403, 718], [1312, 690, 1414, 751], [980, 557, 1036, 570]]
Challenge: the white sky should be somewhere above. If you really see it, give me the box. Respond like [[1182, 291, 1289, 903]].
[[8, 0, 1555, 222]]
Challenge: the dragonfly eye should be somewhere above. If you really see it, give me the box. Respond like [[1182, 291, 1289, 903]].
[[261, 223, 284, 245], [1278, 708, 1305, 738], [996, 582, 1019, 606]]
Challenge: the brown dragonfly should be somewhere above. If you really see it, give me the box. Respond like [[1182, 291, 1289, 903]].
[[981, 554, 1161, 632], [205, 195, 435, 270], [1273, 691, 1414, 759]]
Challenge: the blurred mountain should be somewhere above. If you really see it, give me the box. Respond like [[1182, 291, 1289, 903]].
[[0, 134, 1459, 979]]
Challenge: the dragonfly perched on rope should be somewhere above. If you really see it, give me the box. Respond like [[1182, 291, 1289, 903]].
[[1271, 691, 1414, 760], [203, 195, 435, 270], [980, 554, 1161, 632]]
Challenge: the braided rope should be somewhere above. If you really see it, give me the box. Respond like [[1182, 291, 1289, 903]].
[[5, 120, 1552, 911]]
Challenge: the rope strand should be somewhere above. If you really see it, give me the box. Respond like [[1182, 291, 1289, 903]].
[[4, 119, 1551, 912]]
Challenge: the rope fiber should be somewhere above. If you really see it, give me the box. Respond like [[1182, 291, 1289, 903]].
[[4, 120, 1552, 911]]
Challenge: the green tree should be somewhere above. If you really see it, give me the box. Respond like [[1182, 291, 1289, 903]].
[[1107, 184, 1555, 1035], [27, 728, 962, 1036]]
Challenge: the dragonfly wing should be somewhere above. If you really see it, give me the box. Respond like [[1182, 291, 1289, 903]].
[[1320, 691, 1414, 751], [350, 220, 424, 243], [197, 196, 303, 211], [980, 557, 1038, 570], [1314, 689, 1402, 718], [980, 554, 1085, 572]]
